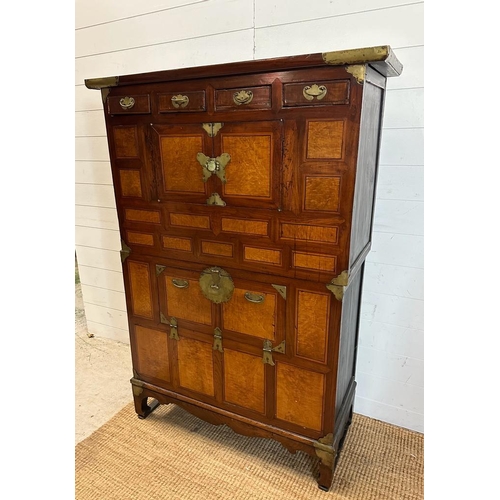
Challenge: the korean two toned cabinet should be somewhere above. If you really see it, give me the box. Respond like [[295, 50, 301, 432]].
[[85, 46, 401, 491]]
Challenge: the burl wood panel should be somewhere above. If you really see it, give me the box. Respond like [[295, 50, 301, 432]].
[[283, 80, 350, 107], [222, 135, 272, 198], [296, 291, 330, 363], [113, 126, 139, 158], [125, 209, 161, 224], [128, 261, 153, 319], [281, 223, 339, 244], [221, 218, 268, 236], [160, 136, 205, 193], [126, 231, 154, 246], [306, 121, 344, 159], [216, 86, 271, 111], [134, 325, 170, 382], [170, 213, 211, 229], [293, 252, 337, 272], [119, 169, 142, 197], [243, 246, 281, 265], [223, 349, 265, 414], [304, 176, 341, 212], [276, 363, 325, 431], [201, 241, 233, 257], [222, 288, 276, 340], [177, 338, 214, 397], [165, 275, 212, 325], [163, 236, 193, 252]]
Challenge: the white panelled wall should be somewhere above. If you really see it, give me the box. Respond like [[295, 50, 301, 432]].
[[75, 0, 424, 432]]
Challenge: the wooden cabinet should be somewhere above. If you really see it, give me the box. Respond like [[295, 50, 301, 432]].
[[85, 45, 402, 491]]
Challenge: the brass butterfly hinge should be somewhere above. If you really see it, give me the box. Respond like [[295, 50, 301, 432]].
[[161, 314, 179, 340], [314, 433, 335, 468], [271, 284, 287, 300], [197, 153, 231, 183], [263, 339, 285, 366], [345, 64, 366, 84], [202, 122, 224, 137], [120, 239, 131, 262], [213, 327, 223, 353], [326, 270, 349, 301], [156, 264, 166, 276]]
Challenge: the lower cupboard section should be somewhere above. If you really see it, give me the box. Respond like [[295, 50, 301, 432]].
[[130, 322, 331, 438]]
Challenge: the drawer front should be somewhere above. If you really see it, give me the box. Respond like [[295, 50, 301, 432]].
[[215, 86, 271, 111], [107, 94, 151, 114], [283, 80, 350, 107], [158, 91, 206, 113]]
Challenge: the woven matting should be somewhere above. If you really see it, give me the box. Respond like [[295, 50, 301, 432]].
[[76, 403, 423, 499]]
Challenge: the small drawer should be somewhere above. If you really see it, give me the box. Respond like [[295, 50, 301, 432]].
[[158, 91, 206, 113], [283, 80, 350, 107], [107, 94, 151, 114], [215, 86, 271, 111]]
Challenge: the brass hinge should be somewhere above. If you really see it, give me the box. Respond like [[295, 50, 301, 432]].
[[271, 284, 287, 300], [262, 339, 285, 366], [120, 239, 131, 262], [161, 313, 179, 340], [202, 122, 224, 137], [156, 264, 166, 276], [213, 327, 223, 353]]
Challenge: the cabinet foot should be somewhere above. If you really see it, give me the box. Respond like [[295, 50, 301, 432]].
[[317, 462, 333, 492], [134, 395, 160, 419]]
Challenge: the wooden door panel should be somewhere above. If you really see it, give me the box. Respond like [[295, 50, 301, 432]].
[[127, 260, 154, 319], [222, 281, 279, 341], [177, 336, 215, 397], [216, 121, 282, 209], [223, 348, 265, 414], [133, 325, 170, 383], [276, 362, 325, 432]]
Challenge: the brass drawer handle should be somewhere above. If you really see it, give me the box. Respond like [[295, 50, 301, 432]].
[[119, 96, 135, 109], [233, 90, 253, 105], [303, 84, 327, 101], [172, 279, 189, 289], [244, 292, 265, 304], [171, 94, 190, 108]]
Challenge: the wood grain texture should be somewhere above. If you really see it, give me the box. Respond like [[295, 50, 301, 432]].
[[221, 218, 268, 236], [293, 252, 337, 272], [125, 209, 161, 224], [134, 325, 170, 382], [108, 95, 151, 115], [165, 275, 212, 326], [119, 170, 142, 197], [223, 349, 265, 414], [283, 80, 350, 107], [276, 362, 325, 431], [304, 176, 341, 212], [222, 288, 276, 340], [296, 290, 330, 363], [243, 246, 281, 265], [163, 236, 192, 252], [281, 223, 339, 244], [177, 337, 215, 397], [306, 121, 344, 159], [201, 241, 233, 257], [126, 231, 154, 246], [216, 86, 271, 111], [158, 91, 206, 113], [128, 261, 153, 319], [222, 135, 272, 197], [170, 213, 210, 229], [113, 126, 139, 158], [160, 135, 205, 193]]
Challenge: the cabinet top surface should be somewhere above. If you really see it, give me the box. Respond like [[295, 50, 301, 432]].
[[85, 45, 402, 90]]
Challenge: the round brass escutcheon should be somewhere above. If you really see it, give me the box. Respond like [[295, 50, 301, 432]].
[[205, 159, 219, 172], [199, 267, 234, 304]]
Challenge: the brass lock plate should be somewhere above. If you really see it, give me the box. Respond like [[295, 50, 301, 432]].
[[196, 153, 231, 183], [199, 267, 234, 304]]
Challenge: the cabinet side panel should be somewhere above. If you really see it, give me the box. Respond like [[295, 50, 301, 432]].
[[349, 80, 384, 266], [335, 265, 363, 415]]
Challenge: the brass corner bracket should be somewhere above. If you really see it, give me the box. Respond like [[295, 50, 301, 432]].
[[314, 433, 335, 468], [345, 65, 366, 84], [84, 76, 119, 90], [131, 378, 144, 397], [326, 270, 349, 301], [120, 240, 131, 262]]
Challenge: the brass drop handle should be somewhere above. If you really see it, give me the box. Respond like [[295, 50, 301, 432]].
[[233, 90, 253, 105], [172, 279, 189, 289], [244, 292, 265, 304], [119, 96, 135, 109], [302, 84, 327, 101], [171, 94, 190, 108]]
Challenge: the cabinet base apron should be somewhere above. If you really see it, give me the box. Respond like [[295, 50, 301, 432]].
[[131, 377, 356, 491]]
